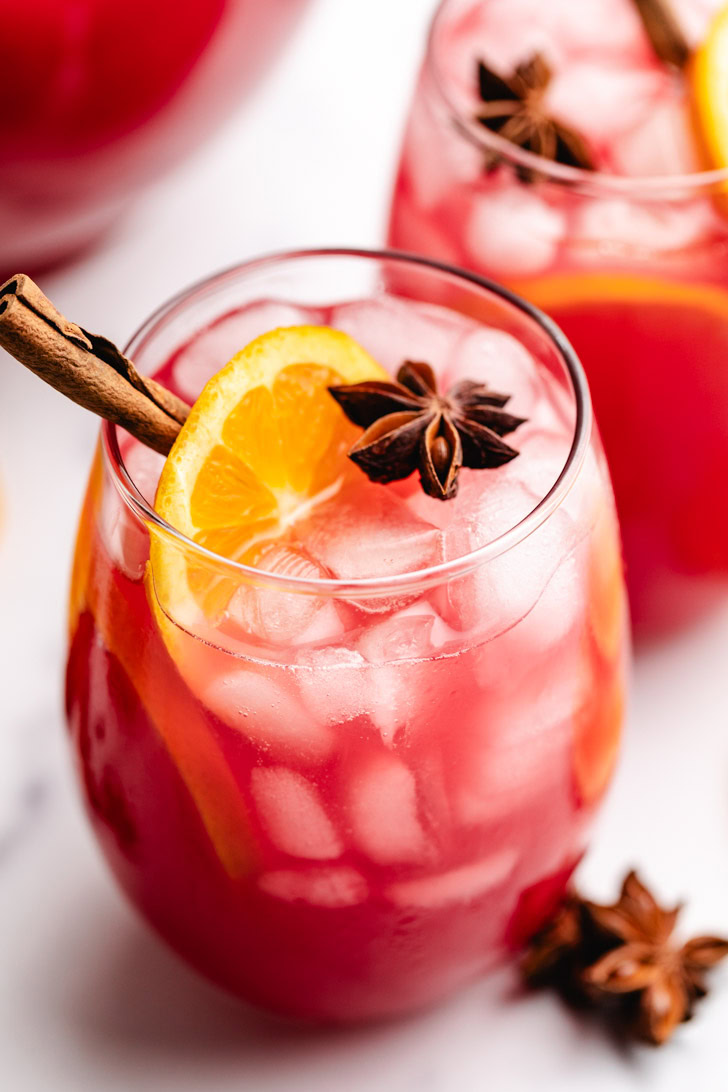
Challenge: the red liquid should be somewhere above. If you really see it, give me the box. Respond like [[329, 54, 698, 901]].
[[67, 516, 623, 1020], [0, 0, 309, 275]]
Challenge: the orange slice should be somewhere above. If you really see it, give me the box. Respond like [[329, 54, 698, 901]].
[[150, 325, 388, 626], [690, 3, 728, 210], [511, 271, 728, 317], [573, 670, 625, 807], [588, 505, 627, 663]]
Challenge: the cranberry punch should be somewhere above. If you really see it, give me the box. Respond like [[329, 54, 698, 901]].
[[56, 251, 627, 1021], [389, 0, 728, 636]]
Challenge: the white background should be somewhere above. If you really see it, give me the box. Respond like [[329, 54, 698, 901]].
[[2, 1, 728, 1088]]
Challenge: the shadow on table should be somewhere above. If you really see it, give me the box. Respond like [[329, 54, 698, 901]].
[[51, 903, 470, 1077], [37, 886, 650, 1087]]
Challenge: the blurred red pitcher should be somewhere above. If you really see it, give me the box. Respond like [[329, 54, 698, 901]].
[[0, 0, 310, 276]]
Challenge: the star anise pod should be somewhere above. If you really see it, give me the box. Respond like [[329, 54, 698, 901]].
[[328, 360, 526, 501], [475, 54, 596, 182], [520, 896, 590, 998], [583, 871, 728, 1045], [522, 871, 728, 1046]]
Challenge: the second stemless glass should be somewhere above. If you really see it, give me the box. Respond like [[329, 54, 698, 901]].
[[65, 250, 627, 1022], [388, 0, 728, 638]]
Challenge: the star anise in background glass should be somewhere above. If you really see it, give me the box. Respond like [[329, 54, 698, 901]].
[[522, 871, 728, 1046], [328, 360, 526, 500], [475, 54, 596, 181]]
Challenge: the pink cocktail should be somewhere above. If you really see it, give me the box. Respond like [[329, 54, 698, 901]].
[[0, 0, 309, 276], [65, 250, 627, 1021], [389, 0, 728, 637]]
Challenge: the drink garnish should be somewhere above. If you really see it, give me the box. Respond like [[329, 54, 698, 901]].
[[631, 0, 690, 69], [522, 870, 728, 1046], [150, 325, 388, 615], [689, 4, 728, 211], [474, 54, 596, 180], [0, 274, 189, 454], [328, 359, 526, 500], [474, 2, 691, 180]]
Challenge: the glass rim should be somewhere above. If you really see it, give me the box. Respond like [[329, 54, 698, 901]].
[[426, 0, 728, 197], [102, 246, 592, 599]]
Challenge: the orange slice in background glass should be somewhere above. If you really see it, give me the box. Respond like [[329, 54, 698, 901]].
[[690, 3, 728, 212]]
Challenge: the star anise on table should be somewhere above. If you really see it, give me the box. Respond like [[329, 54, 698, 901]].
[[475, 54, 596, 181], [522, 871, 728, 1046], [328, 360, 526, 500]]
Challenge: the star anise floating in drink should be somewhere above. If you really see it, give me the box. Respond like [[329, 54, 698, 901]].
[[474, 1, 690, 181], [475, 54, 596, 180], [523, 871, 728, 1045], [328, 360, 526, 500]]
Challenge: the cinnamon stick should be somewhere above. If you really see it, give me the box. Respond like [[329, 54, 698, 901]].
[[0, 274, 189, 455], [631, 0, 690, 69]]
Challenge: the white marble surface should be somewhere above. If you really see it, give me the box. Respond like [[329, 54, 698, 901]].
[[2, 1, 728, 1088]]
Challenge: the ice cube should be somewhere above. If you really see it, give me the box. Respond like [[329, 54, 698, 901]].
[[573, 195, 715, 257], [471, 551, 585, 695], [402, 76, 482, 210], [545, 62, 666, 151], [360, 664, 410, 746], [120, 437, 166, 504], [453, 682, 576, 828], [173, 302, 322, 403], [446, 503, 576, 637], [297, 483, 444, 581], [455, 726, 571, 827], [297, 637, 443, 748], [99, 440, 164, 580], [296, 645, 369, 727], [536, 0, 654, 59], [356, 606, 456, 744], [679, 0, 726, 49], [357, 600, 454, 663], [386, 849, 517, 908], [498, 427, 571, 505], [441, 0, 561, 87], [330, 296, 468, 376], [509, 552, 583, 653], [466, 184, 566, 278], [611, 95, 703, 178], [440, 477, 538, 563], [454, 566, 590, 829], [455, 0, 652, 72], [226, 544, 344, 646], [444, 327, 541, 414], [346, 753, 429, 865], [251, 767, 342, 860], [296, 648, 395, 745], [258, 866, 368, 907], [201, 666, 335, 764]]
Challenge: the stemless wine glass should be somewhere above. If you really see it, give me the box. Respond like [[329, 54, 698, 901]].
[[388, 0, 728, 638], [65, 249, 628, 1022], [0, 0, 310, 276]]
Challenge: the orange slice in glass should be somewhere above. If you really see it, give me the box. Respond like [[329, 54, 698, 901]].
[[150, 325, 388, 624]]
